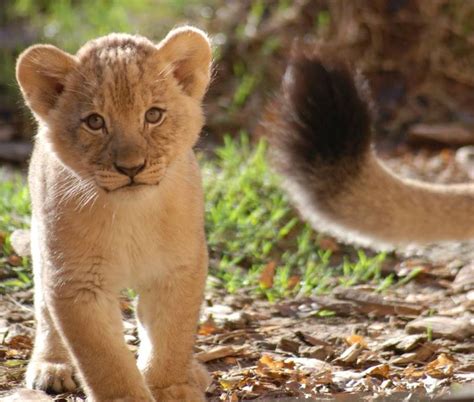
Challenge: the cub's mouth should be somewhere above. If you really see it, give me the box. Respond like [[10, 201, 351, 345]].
[[94, 166, 166, 192], [107, 179, 161, 192]]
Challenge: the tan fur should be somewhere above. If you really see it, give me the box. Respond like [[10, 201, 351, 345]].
[[264, 52, 474, 249], [16, 27, 212, 401], [288, 152, 474, 249]]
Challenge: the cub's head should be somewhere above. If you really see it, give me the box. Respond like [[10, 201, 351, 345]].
[[16, 27, 212, 191]]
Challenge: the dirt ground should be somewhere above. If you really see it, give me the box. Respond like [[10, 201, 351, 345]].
[[0, 150, 474, 401]]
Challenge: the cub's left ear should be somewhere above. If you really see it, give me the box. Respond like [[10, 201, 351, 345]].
[[156, 26, 212, 101], [16, 44, 77, 119]]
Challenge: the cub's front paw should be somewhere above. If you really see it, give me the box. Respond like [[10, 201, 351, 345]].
[[25, 360, 78, 394], [151, 383, 205, 402]]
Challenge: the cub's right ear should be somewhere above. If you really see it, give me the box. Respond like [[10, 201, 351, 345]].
[[16, 45, 77, 120]]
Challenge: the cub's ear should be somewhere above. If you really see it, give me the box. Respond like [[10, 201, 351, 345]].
[[16, 45, 77, 119], [156, 26, 212, 101]]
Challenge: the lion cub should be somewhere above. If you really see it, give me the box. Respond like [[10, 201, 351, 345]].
[[16, 27, 212, 401]]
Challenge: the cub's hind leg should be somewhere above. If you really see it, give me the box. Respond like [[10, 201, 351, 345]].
[[26, 293, 78, 394], [137, 254, 210, 402]]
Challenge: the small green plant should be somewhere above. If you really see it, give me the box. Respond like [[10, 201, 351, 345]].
[[203, 134, 389, 300], [0, 173, 31, 293]]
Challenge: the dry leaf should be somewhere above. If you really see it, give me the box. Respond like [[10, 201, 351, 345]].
[[258, 354, 295, 371], [7, 335, 33, 350], [196, 345, 243, 363], [287, 275, 300, 290], [346, 334, 368, 348], [219, 375, 245, 391], [403, 365, 426, 379], [336, 343, 364, 364], [425, 353, 455, 378], [259, 261, 276, 289], [223, 356, 238, 365], [7, 255, 22, 267], [363, 364, 390, 379], [318, 236, 340, 252], [198, 316, 219, 336]]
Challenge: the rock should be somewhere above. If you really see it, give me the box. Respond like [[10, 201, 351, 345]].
[[3, 324, 34, 343], [299, 345, 333, 360], [295, 331, 332, 347], [0, 389, 53, 401], [335, 343, 364, 364], [255, 341, 277, 351], [405, 316, 473, 340], [451, 342, 474, 353], [391, 342, 438, 365], [10, 229, 31, 257], [395, 334, 427, 352], [333, 287, 424, 317], [195, 345, 244, 363], [277, 337, 300, 354], [224, 311, 250, 329], [452, 264, 474, 293]]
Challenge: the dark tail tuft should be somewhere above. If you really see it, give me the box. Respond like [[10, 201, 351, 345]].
[[262, 49, 374, 189]]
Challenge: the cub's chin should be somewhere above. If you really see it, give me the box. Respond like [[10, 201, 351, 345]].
[[117, 182, 157, 192]]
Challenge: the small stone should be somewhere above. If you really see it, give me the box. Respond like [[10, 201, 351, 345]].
[[299, 345, 333, 360], [224, 311, 250, 330], [391, 342, 437, 365], [451, 343, 474, 353], [452, 264, 474, 293], [10, 229, 31, 257], [394, 334, 426, 352], [405, 316, 473, 340], [335, 343, 363, 364], [277, 337, 300, 354], [255, 341, 277, 351]]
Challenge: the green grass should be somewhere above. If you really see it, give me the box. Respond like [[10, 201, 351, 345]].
[[0, 135, 396, 299], [202, 134, 388, 300], [0, 175, 31, 293]]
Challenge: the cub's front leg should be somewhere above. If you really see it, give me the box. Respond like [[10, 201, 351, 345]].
[[26, 294, 78, 394], [26, 229, 78, 394], [136, 249, 210, 402], [43, 263, 154, 402]]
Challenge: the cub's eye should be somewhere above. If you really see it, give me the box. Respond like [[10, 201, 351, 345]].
[[84, 114, 105, 131], [145, 107, 165, 125]]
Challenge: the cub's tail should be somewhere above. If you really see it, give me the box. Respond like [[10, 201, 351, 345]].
[[262, 50, 474, 248]]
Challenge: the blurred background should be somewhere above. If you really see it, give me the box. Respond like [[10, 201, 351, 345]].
[[1, 4, 474, 398], [1, 0, 473, 166]]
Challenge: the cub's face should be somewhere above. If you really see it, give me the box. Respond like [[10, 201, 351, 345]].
[[16, 28, 212, 192]]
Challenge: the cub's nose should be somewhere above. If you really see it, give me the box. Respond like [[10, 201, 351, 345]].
[[114, 162, 145, 178]]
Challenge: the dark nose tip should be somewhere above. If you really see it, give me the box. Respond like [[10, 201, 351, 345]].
[[114, 162, 145, 178]]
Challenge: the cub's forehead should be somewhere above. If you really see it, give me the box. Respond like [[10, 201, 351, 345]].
[[71, 34, 168, 106], [77, 33, 156, 64]]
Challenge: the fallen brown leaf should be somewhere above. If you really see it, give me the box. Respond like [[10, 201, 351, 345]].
[[195, 345, 244, 363], [6, 335, 33, 350], [346, 334, 368, 348], [425, 353, 456, 378], [198, 316, 220, 336], [259, 261, 276, 289], [363, 363, 390, 379]]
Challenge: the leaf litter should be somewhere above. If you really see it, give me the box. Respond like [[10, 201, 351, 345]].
[[1, 150, 474, 401]]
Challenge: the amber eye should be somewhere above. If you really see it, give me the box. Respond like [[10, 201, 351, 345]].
[[84, 114, 105, 131], [145, 107, 165, 125]]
